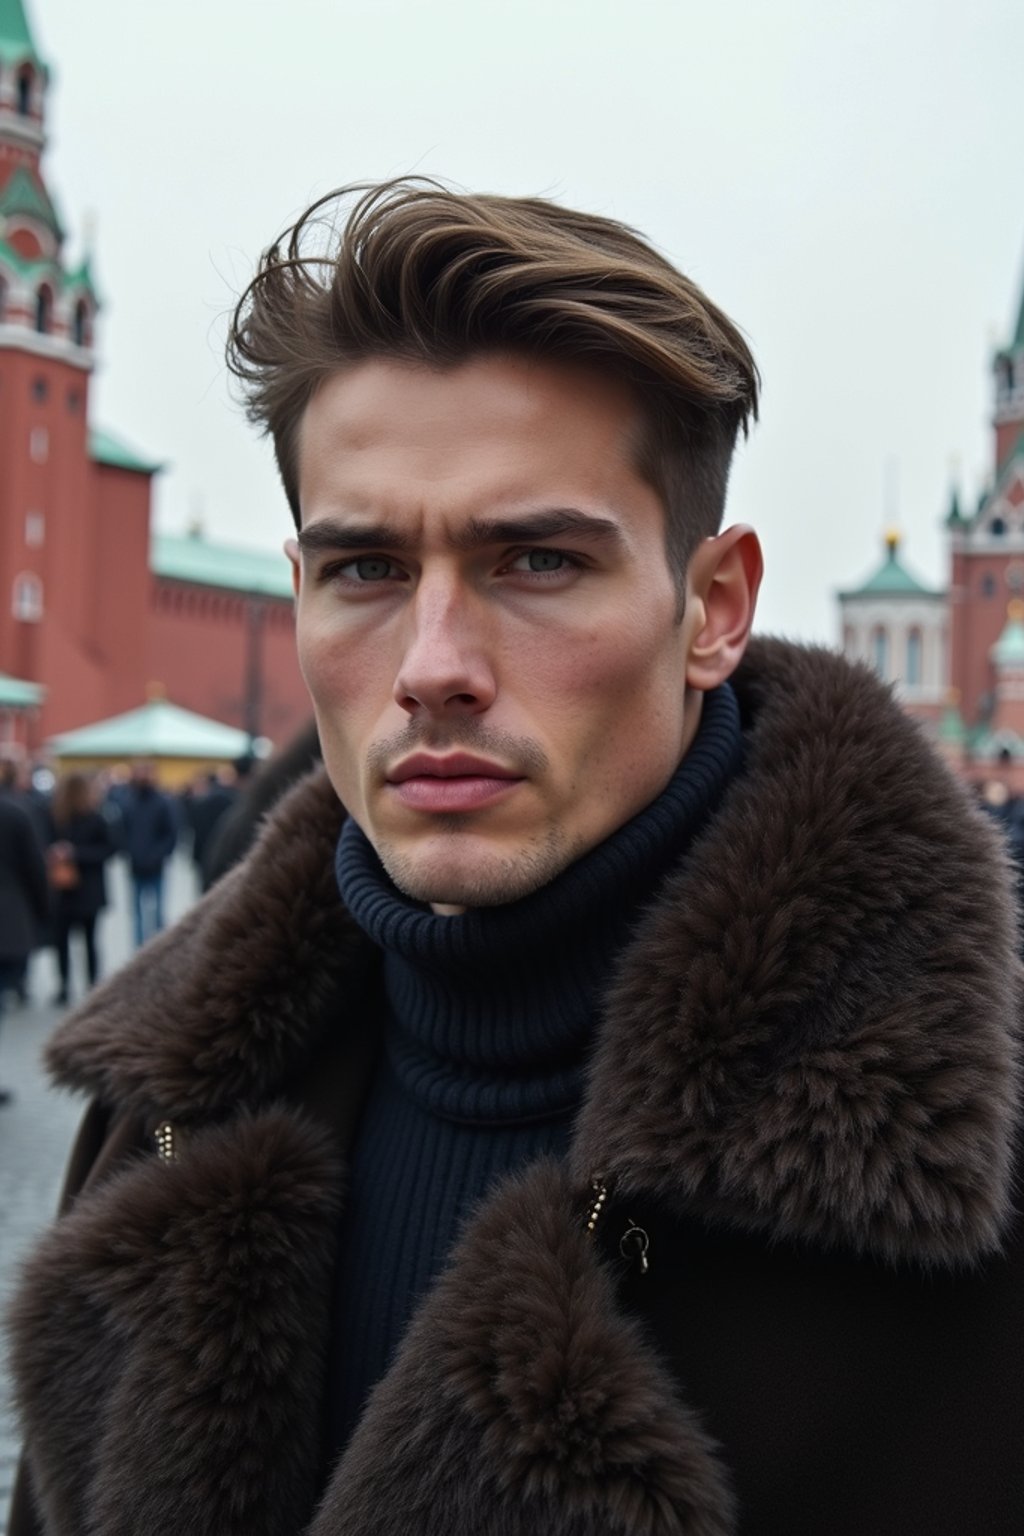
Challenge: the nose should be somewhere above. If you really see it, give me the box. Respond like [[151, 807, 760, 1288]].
[[393, 573, 497, 718]]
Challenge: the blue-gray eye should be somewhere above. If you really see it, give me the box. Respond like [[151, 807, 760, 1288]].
[[525, 550, 565, 572], [353, 557, 393, 581]]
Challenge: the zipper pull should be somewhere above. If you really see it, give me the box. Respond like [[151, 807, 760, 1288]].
[[584, 1175, 650, 1275], [619, 1221, 650, 1276]]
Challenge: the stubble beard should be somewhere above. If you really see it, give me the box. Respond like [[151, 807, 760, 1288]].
[[375, 814, 578, 909]]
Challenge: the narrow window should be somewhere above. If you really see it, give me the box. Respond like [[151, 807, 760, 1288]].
[[72, 299, 90, 348], [35, 285, 52, 335], [12, 572, 43, 622], [871, 625, 889, 679], [16, 68, 32, 116], [906, 627, 923, 687]]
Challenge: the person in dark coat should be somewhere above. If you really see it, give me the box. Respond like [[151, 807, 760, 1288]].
[[0, 758, 52, 1002], [47, 773, 117, 1006], [201, 720, 321, 887], [117, 760, 177, 946], [180, 770, 235, 887], [6, 180, 1024, 1536], [0, 793, 48, 1104]]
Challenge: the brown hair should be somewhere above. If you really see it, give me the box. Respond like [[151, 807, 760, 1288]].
[[52, 772, 93, 829], [226, 178, 759, 582]]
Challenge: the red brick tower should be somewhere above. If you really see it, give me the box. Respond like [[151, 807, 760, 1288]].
[[0, 0, 155, 747], [947, 259, 1024, 729]]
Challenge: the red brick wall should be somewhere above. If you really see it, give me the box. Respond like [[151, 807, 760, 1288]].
[[148, 579, 309, 744]]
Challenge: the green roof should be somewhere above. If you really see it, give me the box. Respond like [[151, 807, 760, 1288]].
[[0, 0, 44, 70], [89, 427, 161, 475], [0, 669, 44, 708], [47, 698, 253, 760], [0, 165, 62, 238], [840, 535, 940, 599], [153, 532, 293, 600], [991, 607, 1024, 668], [938, 700, 967, 747], [1013, 259, 1024, 351]]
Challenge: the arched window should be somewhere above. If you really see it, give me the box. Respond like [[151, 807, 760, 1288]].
[[990, 516, 1007, 537], [72, 298, 90, 348], [0, 274, 6, 322], [871, 625, 889, 679], [16, 67, 32, 116], [906, 627, 923, 687], [35, 284, 52, 335], [982, 572, 997, 597], [12, 572, 43, 622]]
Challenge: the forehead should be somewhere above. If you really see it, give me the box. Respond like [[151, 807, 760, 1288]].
[[295, 353, 650, 524]]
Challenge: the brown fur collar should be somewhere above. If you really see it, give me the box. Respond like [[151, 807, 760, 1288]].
[[47, 637, 1023, 1268]]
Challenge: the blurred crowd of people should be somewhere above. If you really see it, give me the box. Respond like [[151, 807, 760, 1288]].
[[0, 755, 252, 1105]]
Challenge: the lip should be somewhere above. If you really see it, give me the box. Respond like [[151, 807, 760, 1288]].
[[386, 752, 521, 784], [385, 752, 524, 813]]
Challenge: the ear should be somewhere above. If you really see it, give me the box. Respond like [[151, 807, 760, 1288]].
[[683, 525, 763, 691], [285, 537, 301, 600]]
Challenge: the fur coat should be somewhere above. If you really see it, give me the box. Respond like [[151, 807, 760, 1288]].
[[7, 639, 1024, 1536]]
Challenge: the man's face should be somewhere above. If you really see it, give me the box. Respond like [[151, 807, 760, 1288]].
[[292, 353, 704, 910]]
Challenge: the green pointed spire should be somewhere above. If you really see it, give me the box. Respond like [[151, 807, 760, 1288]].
[[945, 483, 967, 527], [0, 0, 45, 71], [1014, 263, 1024, 351]]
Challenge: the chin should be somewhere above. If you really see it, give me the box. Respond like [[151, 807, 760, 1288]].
[[376, 825, 574, 910]]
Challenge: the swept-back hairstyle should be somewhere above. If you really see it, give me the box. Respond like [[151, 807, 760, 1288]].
[[226, 178, 759, 582]]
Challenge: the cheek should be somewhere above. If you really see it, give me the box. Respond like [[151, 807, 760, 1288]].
[[517, 613, 684, 717], [296, 617, 381, 778]]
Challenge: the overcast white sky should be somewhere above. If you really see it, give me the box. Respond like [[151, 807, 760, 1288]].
[[29, 0, 1024, 641]]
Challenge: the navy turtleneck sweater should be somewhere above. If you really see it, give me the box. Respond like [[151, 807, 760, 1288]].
[[327, 683, 744, 1457]]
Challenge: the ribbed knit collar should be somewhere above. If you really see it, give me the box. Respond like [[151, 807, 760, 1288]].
[[336, 684, 744, 1125]]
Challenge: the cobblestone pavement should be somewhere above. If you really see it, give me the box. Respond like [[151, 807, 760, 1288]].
[[0, 853, 198, 1533]]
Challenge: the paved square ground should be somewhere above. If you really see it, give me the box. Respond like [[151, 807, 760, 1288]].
[[0, 852, 197, 1532]]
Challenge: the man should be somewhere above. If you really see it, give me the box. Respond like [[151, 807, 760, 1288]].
[[117, 759, 177, 945], [7, 182, 1022, 1535]]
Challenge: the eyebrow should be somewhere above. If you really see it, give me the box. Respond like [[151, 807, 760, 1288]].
[[295, 507, 624, 557]]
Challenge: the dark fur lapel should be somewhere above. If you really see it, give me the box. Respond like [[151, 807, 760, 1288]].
[[45, 770, 368, 1122], [9, 1110, 342, 1536], [573, 640, 1024, 1266], [13, 639, 1023, 1536], [312, 1162, 734, 1536]]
